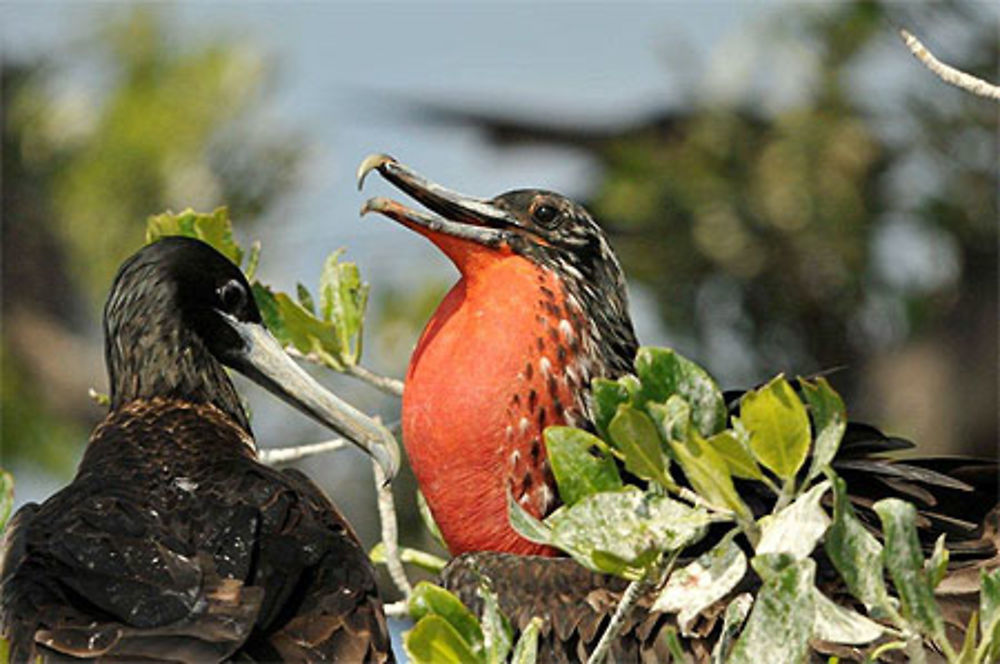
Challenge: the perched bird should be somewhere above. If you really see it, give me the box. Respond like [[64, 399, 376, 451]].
[[1, 237, 398, 662], [358, 154, 998, 661]]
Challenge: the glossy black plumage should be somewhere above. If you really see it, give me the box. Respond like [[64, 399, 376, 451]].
[[0, 237, 393, 662]]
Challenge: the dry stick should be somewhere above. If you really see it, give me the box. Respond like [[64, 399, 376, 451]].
[[899, 29, 1000, 101], [585, 578, 647, 664], [374, 456, 413, 598]]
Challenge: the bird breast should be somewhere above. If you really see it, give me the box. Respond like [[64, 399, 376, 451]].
[[402, 254, 596, 556]]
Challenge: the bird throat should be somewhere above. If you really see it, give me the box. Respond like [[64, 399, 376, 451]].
[[402, 254, 598, 556]]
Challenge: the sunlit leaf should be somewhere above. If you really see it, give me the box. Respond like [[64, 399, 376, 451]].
[[757, 480, 831, 559], [800, 377, 846, 482], [875, 498, 946, 643], [408, 582, 484, 656], [545, 427, 622, 506], [477, 578, 513, 664], [652, 535, 747, 634], [650, 400, 750, 518], [739, 375, 810, 480], [979, 568, 1000, 663], [711, 593, 753, 664], [507, 492, 554, 546], [404, 614, 480, 664], [811, 586, 884, 644], [318, 250, 369, 365], [510, 617, 542, 664], [728, 554, 815, 664], [546, 486, 711, 577], [634, 347, 726, 436], [924, 534, 948, 590], [707, 430, 762, 480], [607, 404, 674, 489], [824, 477, 892, 616], [296, 282, 316, 315], [146, 207, 244, 267]]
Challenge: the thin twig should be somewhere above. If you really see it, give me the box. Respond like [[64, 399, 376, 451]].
[[374, 458, 413, 598], [259, 438, 348, 465], [284, 346, 404, 397], [586, 578, 647, 664], [899, 28, 1000, 101], [346, 363, 405, 397]]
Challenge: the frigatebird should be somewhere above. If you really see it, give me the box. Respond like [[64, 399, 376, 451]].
[[357, 154, 998, 661], [0, 236, 398, 662]]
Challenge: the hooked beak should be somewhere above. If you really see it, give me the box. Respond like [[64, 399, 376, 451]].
[[222, 317, 400, 482], [356, 153, 518, 248]]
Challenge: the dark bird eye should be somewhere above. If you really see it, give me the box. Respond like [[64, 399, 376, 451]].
[[217, 279, 248, 314], [532, 204, 560, 227]]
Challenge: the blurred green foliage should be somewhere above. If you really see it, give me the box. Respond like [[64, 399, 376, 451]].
[[2, 9, 302, 475]]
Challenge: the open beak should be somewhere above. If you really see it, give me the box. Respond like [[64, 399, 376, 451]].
[[222, 317, 400, 482], [356, 153, 518, 248]]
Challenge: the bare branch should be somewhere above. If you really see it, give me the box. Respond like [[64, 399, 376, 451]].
[[258, 438, 348, 465], [284, 346, 404, 397], [383, 599, 410, 618], [345, 363, 405, 397], [899, 28, 1000, 101], [374, 459, 413, 598], [586, 578, 646, 664]]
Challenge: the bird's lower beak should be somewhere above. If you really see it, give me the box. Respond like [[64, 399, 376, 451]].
[[225, 319, 400, 481], [356, 153, 516, 247]]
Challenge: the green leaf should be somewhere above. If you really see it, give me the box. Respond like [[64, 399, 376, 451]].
[[652, 535, 747, 634], [634, 347, 726, 436], [408, 582, 484, 655], [739, 375, 810, 480], [417, 490, 447, 549], [800, 377, 846, 482], [979, 568, 1000, 663], [824, 477, 892, 616], [545, 427, 622, 506], [0, 470, 13, 531], [875, 498, 947, 643], [296, 282, 316, 315], [510, 617, 542, 664], [924, 534, 948, 590], [711, 593, 753, 664], [707, 430, 762, 480], [591, 378, 631, 439], [650, 401, 750, 518], [728, 554, 816, 664], [146, 207, 244, 267], [811, 586, 885, 645], [756, 480, 831, 560], [546, 487, 711, 577], [607, 404, 674, 490], [507, 491, 555, 546], [477, 578, 513, 664], [404, 614, 481, 664], [318, 250, 369, 365]]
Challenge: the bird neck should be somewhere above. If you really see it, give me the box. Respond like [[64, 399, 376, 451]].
[[403, 254, 602, 556], [105, 316, 251, 435]]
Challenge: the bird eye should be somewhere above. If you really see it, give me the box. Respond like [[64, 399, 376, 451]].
[[532, 204, 560, 227], [217, 279, 248, 314]]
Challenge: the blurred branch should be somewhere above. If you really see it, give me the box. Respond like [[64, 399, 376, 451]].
[[586, 578, 647, 664], [899, 29, 1000, 101]]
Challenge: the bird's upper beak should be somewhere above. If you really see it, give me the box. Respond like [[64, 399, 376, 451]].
[[221, 316, 400, 481], [357, 154, 521, 264]]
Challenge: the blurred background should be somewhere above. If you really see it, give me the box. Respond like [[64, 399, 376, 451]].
[[2, 0, 997, 606]]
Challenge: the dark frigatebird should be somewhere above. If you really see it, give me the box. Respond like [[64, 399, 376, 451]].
[[357, 154, 998, 661], [0, 236, 398, 662]]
